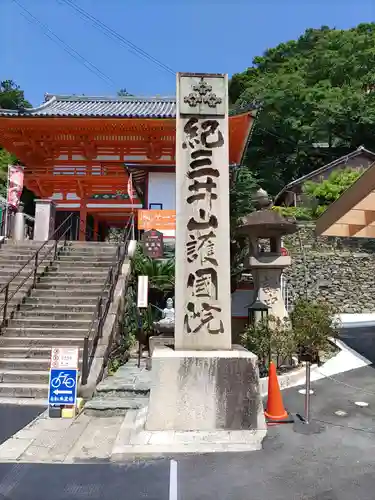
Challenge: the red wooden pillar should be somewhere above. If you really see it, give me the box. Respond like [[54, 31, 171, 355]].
[[79, 204, 87, 241], [93, 216, 99, 241]]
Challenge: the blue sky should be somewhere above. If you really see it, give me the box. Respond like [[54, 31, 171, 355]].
[[2, 0, 374, 107]]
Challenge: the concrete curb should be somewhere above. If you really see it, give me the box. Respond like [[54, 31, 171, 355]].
[[259, 364, 317, 397]]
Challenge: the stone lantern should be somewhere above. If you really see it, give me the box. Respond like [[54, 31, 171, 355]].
[[237, 190, 297, 320]]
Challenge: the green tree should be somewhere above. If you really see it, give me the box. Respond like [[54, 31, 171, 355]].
[[290, 298, 339, 361], [0, 81, 32, 196], [0, 80, 31, 110], [230, 167, 258, 292], [303, 168, 363, 205], [230, 24, 375, 195], [131, 245, 175, 307], [117, 88, 132, 97]]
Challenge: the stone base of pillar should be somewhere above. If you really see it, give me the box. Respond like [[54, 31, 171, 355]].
[[140, 345, 266, 451], [13, 211, 25, 241]]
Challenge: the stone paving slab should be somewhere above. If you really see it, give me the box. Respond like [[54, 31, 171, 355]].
[[65, 416, 123, 462]]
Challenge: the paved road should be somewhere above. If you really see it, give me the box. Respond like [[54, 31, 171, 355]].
[[340, 325, 375, 364], [0, 405, 43, 446], [1, 368, 375, 499]]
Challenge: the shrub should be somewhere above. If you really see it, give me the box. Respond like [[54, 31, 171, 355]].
[[272, 205, 314, 220], [290, 298, 340, 360], [240, 315, 296, 376], [240, 298, 339, 375]]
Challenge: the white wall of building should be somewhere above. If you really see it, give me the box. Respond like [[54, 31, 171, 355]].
[[148, 172, 175, 210], [147, 172, 176, 238]]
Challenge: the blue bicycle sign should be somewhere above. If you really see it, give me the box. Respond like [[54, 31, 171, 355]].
[[48, 368, 78, 406]]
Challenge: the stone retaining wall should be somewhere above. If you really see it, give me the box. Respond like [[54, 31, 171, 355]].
[[283, 223, 375, 313]]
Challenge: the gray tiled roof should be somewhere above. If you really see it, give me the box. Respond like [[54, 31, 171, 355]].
[[0, 94, 256, 118], [0, 94, 177, 118]]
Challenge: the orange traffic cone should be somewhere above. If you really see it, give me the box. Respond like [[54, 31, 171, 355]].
[[264, 362, 293, 424]]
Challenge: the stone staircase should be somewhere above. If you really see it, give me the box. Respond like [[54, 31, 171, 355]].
[[0, 240, 119, 401], [84, 358, 151, 417]]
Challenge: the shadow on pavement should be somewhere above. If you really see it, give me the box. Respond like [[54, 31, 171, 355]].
[[0, 460, 169, 500], [0, 405, 44, 446], [340, 326, 375, 364]]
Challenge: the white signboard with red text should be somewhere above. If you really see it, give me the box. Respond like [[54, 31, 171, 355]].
[[50, 347, 79, 369]]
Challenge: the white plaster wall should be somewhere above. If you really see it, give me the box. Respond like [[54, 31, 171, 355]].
[[148, 172, 176, 210], [147, 172, 176, 237]]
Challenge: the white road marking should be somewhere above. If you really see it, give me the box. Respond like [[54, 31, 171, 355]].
[[355, 401, 369, 407], [334, 410, 347, 416], [298, 389, 314, 395], [169, 459, 178, 500]]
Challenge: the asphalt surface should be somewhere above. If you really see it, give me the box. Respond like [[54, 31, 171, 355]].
[[0, 405, 43, 446], [1, 328, 375, 499], [340, 325, 375, 363], [1, 368, 375, 498]]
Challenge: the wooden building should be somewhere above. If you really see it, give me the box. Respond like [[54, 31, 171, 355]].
[[0, 94, 256, 240]]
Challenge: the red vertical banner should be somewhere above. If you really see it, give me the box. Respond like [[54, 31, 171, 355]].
[[127, 173, 136, 203], [7, 165, 24, 209]]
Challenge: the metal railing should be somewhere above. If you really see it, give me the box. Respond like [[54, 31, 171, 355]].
[[81, 213, 134, 385], [0, 213, 74, 330]]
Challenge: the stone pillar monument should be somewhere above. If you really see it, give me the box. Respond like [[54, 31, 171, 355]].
[[144, 73, 266, 450], [33, 199, 56, 241]]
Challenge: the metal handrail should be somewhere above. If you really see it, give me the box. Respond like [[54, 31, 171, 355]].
[[81, 213, 134, 385], [0, 213, 74, 329]]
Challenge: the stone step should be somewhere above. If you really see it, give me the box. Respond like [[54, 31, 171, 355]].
[[37, 276, 107, 285], [0, 369, 49, 384], [50, 262, 113, 270], [43, 270, 109, 277], [35, 281, 108, 289], [60, 251, 117, 257], [68, 241, 117, 246], [0, 276, 39, 287], [0, 357, 49, 370], [0, 247, 55, 256], [32, 288, 106, 297], [11, 318, 92, 329], [84, 395, 149, 417], [0, 346, 83, 358], [2, 327, 89, 338], [0, 382, 48, 398], [0, 267, 48, 276], [0, 250, 58, 261], [57, 255, 115, 263], [0, 336, 84, 347], [15, 309, 95, 320], [95, 382, 150, 396], [24, 297, 98, 306], [2, 241, 56, 248]]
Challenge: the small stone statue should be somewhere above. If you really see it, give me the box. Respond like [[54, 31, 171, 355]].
[[153, 298, 175, 335]]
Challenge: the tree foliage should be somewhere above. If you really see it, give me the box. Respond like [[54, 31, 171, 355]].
[[0, 81, 32, 196], [304, 168, 363, 205], [229, 23, 375, 195], [273, 167, 364, 220], [229, 167, 258, 291], [0, 80, 31, 110], [290, 298, 340, 359]]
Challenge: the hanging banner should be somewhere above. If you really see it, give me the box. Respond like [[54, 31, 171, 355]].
[[127, 174, 136, 201], [138, 210, 176, 231], [7, 165, 24, 209]]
